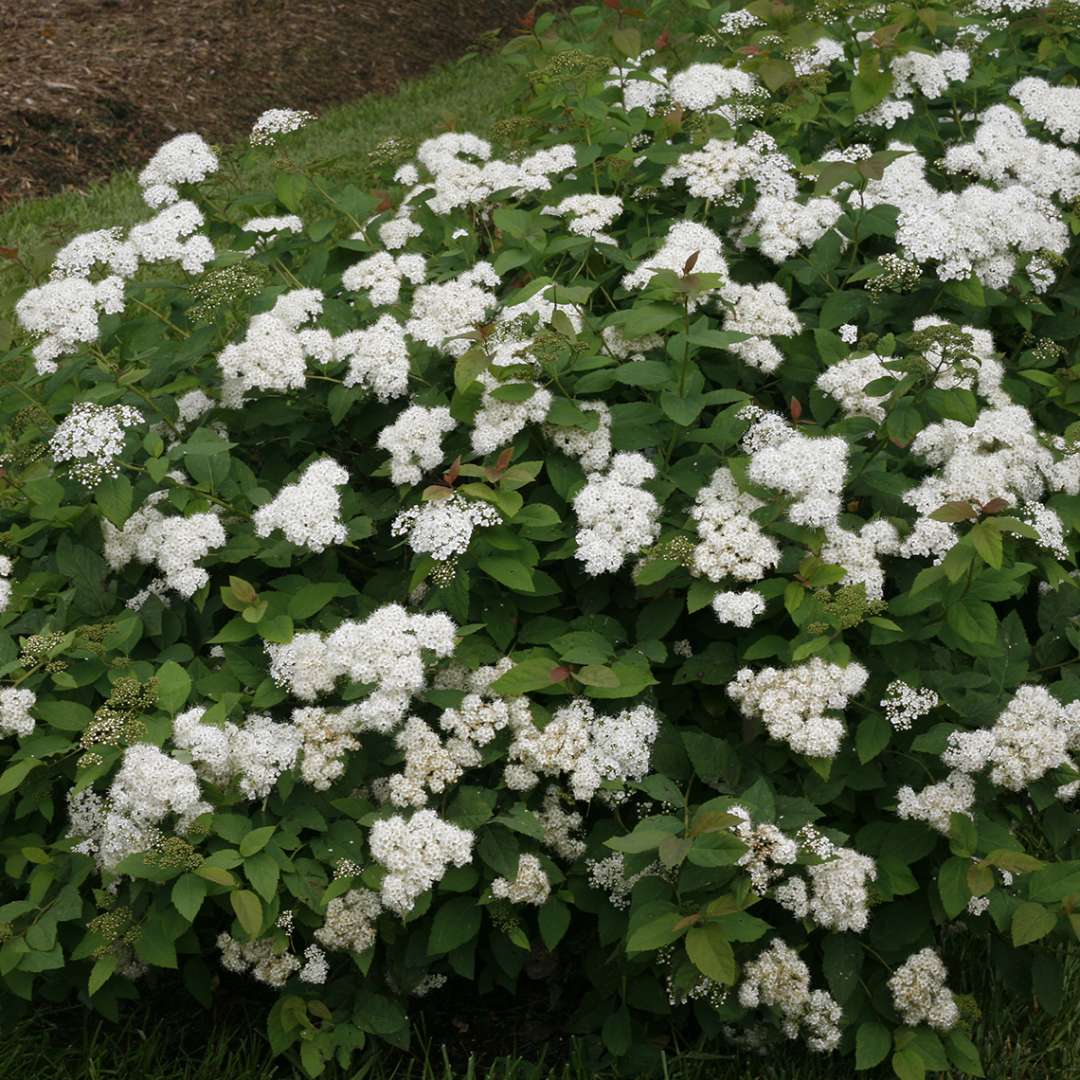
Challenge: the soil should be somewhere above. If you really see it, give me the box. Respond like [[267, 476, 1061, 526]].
[[0, 0, 541, 206]]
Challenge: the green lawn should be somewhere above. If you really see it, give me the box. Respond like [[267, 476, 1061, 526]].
[[2, 13, 1079, 1080]]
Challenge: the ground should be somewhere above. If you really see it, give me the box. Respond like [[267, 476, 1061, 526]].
[[0, 0, 538, 205]]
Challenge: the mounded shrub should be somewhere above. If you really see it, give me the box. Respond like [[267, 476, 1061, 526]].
[[4, 1, 1080, 1075]]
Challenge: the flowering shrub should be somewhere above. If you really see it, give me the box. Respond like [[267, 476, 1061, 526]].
[[4, 1, 1080, 1076]]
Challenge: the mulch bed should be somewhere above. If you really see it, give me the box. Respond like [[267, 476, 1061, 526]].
[[0, 0, 540, 206]]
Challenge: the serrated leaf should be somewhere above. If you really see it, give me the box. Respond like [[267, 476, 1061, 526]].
[[685, 925, 736, 984], [1012, 901, 1057, 946], [172, 873, 207, 922], [230, 890, 263, 938]]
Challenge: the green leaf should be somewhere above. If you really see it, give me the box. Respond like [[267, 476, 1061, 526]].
[[856, 712, 890, 764], [601, 1004, 632, 1058], [855, 1021, 892, 1070], [428, 896, 482, 956], [575, 664, 620, 688], [946, 1030, 985, 1077], [970, 522, 1003, 568], [89, 954, 117, 996], [490, 656, 564, 696], [819, 290, 869, 329], [626, 907, 683, 953], [1011, 901, 1057, 946], [195, 864, 236, 887], [478, 558, 535, 593], [155, 660, 192, 714], [538, 898, 571, 950], [660, 390, 705, 427], [288, 583, 344, 620], [230, 889, 263, 938], [610, 304, 682, 338], [891, 1048, 926, 1080], [946, 597, 999, 645], [938, 857, 972, 919], [0, 758, 42, 796], [239, 825, 276, 857], [172, 873, 207, 922], [685, 925, 736, 985], [95, 475, 133, 527]]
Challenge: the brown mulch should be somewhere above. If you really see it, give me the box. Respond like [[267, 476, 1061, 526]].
[[0, 0, 540, 206]]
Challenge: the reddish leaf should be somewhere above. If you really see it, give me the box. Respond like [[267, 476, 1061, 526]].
[[981, 498, 1009, 515], [682, 250, 700, 275], [443, 457, 461, 486], [655, 29, 670, 50], [790, 397, 803, 421], [0, 247, 18, 260], [550, 666, 572, 683]]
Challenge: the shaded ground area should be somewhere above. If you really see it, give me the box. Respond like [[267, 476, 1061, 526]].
[[0, 0, 538, 205]]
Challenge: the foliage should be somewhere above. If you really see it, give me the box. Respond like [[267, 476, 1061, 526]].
[[3, 2, 1080, 1079]]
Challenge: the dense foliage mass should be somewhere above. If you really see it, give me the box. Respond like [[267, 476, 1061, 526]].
[[4, 0, 1080, 1075]]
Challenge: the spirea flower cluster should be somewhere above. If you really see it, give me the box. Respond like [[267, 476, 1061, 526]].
[[4, 2, 1080, 1074]]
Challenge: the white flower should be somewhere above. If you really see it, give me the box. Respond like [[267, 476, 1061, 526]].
[[102, 493, 225, 598], [138, 133, 218, 207], [1012, 77, 1080, 144], [790, 38, 845, 77], [241, 215, 305, 237], [16, 275, 126, 373], [735, 194, 843, 264], [491, 854, 551, 905], [52, 228, 138, 280], [712, 590, 766, 628], [623, 221, 728, 302], [0, 687, 35, 738], [719, 280, 801, 373], [315, 888, 382, 952], [881, 680, 939, 731], [377, 405, 456, 485], [888, 949, 959, 1030], [128, 201, 215, 274], [728, 658, 868, 758], [218, 933, 300, 988], [691, 466, 781, 583], [806, 847, 876, 932], [405, 263, 498, 357], [173, 706, 301, 799], [544, 400, 612, 471], [0, 555, 12, 614], [891, 49, 971, 99], [542, 195, 623, 244], [253, 457, 350, 553], [50, 402, 142, 487], [343, 251, 427, 307], [369, 809, 474, 914], [471, 373, 552, 455], [391, 494, 501, 561], [896, 771, 976, 834], [573, 453, 660, 575], [250, 108, 316, 146]]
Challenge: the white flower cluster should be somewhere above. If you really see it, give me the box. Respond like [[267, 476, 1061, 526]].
[[691, 466, 781, 583], [291, 705, 361, 790], [881, 680, 939, 731], [805, 847, 877, 932], [391, 494, 501, 560], [537, 786, 587, 861], [368, 809, 474, 914], [334, 313, 411, 401], [623, 221, 728, 302], [137, 133, 219, 208], [891, 48, 971, 99], [250, 108, 316, 146], [128, 201, 215, 275], [820, 520, 900, 602], [711, 589, 766, 628], [860, 97, 915, 129], [1012, 77, 1080, 144], [942, 105, 1080, 202], [505, 698, 659, 801], [15, 275, 126, 373], [573, 452, 660, 575], [102, 492, 226, 598], [738, 939, 843, 1052], [68, 744, 210, 870], [719, 280, 801, 373], [395, 132, 575, 217], [52, 227, 138, 280], [728, 659, 869, 758], [377, 405, 455, 485], [388, 716, 479, 807], [241, 215, 304, 237], [314, 887, 382, 953], [49, 402, 142, 487], [668, 63, 766, 122], [861, 144, 1068, 289], [266, 604, 457, 729], [542, 195, 623, 244], [471, 373, 553, 455], [816, 352, 893, 421], [790, 38, 845, 77], [661, 134, 790, 205], [729, 806, 798, 894], [896, 770, 976, 834], [218, 288, 332, 406], [342, 251, 427, 307], [545, 400, 612, 471], [253, 457, 349, 553], [404, 263, 499, 357], [0, 555, 12, 614], [742, 409, 848, 528], [217, 933, 299, 988], [735, 192, 843, 265], [491, 854, 551, 905], [900, 403, 1079, 561], [0, 687, 35, 738], [888, 948, 959, 1030], [586, 852, 664, 909], [942, 685, 1080, 793], [172, 706, 301, 799]]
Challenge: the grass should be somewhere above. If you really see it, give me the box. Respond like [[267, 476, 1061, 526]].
[[3, 939, 1078, 1080], [2, 9, 1080, 1080], [0, 43, 529, 316]]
